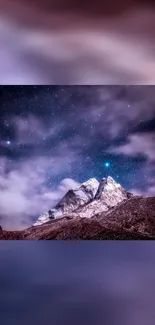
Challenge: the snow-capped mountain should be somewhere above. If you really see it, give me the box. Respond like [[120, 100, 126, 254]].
[[1, 176, 155, 240], [33, 176, 131, 226]]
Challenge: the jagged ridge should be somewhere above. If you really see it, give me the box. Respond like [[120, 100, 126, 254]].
[[33, 176, 130, 226]]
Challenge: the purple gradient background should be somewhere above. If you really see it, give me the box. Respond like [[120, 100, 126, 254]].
[[1, 241, 155, 324], [0, 0, 155, 84]]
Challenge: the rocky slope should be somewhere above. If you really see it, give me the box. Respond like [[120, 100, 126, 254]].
[[0, 176, 155, 240]]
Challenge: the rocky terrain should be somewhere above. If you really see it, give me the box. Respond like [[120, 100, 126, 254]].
[[0, 176, 155, 240]]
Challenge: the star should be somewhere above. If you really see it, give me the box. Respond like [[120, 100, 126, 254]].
[[104, 162, 110, 168], [6, 140, 11, 145]]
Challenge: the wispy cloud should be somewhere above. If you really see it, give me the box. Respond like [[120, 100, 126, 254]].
[[10, 115, 62, 145], [72, 86, 155, 139], [1, 5, 155, 84], [108, 133, 155, 161], [107, 132, 155, 196], [0, 155, 79, 230]]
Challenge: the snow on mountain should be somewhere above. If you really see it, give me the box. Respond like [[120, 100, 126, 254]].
[[33, 176, 129, 226]]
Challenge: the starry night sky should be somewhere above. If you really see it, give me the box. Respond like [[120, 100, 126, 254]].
[[0, 85, 155, 229]]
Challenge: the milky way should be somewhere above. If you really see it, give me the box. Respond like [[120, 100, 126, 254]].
[[0, 85, 155, 229]]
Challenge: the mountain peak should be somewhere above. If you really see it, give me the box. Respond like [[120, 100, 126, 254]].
[[33, 176, 128, 226], [105, 175, 121, 189], [80, 177, 99, 187]]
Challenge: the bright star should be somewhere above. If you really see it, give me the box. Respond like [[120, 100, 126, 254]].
[[6, 140, 11, 145], [104, 162, 110, 168]]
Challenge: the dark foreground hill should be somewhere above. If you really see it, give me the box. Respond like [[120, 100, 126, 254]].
[[0, 196, 155, 240]]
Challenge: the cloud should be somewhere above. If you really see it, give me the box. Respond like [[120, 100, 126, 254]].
[[9, 114, 61, 145], [131, 187, 155, 197], [2, 87, 155, 144], [1, 5, 155, 85], [0, 156, 80, 230], [106, 131, 155, 196], [71, 86, 155, 139], [108, 132, 155, 161]]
